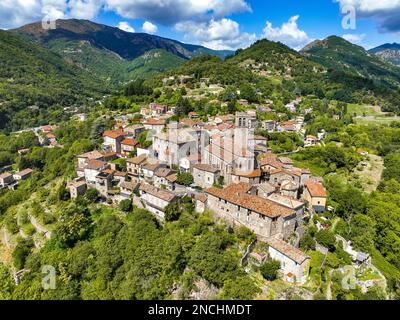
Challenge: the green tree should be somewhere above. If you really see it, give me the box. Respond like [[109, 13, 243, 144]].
[[176, 172, 194, 186], [220, 276, 261, 300], [119, 199, 133, 213], [260, 259, 281, 280], [315, 230, 336, 252], [164, 203, 182, 222], [85, 188, 99, 203]]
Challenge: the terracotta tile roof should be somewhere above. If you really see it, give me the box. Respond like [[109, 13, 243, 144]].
[[193, 163, 220, 174], [180, 118, 196, 126], [121, 138, 139, 147], [166, 173, 178, 183], [86, 159, 108, 170], [144, 119, 166, 126], [268, 238, 309, 264], [68, 180, 86, 188], [120, 181, 139, 191], [139, 183, 177, 202], [205, 183, 294, 219], [46, 133, 56, 139], [259, 153, 283, 169], [0, 172, 13, 179], [195, 194, 207, 203], [78, 150, 104, 160], [15, 168, 33, 177], [232, 169, 261, 178], [305, 179, 327, 197], [278, 157, 294, 165], [143, 162, 164, 172], [103, 129, 125, 139], [267, 193, 304, 210], [155, 168, 177, 178], [127, 154, 147, 165]]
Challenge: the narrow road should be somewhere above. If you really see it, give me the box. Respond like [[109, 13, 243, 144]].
[[29, 215, 51, 239]]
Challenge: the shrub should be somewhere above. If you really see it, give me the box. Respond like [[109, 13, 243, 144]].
[[260, 259, 281, 281]]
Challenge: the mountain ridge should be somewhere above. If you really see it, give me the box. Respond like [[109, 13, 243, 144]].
[[370, 43, 400, 66]]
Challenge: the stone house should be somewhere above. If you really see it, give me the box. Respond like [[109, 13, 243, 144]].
[[267, 238, 310, 284], [103, 130, 127, 153], [84, 160, 110, 185], [119, 181, 140, 199], [303, 179, 327, 213], [261, 120, 276, 132], [143, 118, 166, 134], [305, 135, 318, 147], [13, 168, 33, 181], [124, 125, 145, 139], [139, 183, 179, 220], [205, 183, 297, 240], [95, 170, 114, 198], [256, 182, 276, 198], [77, 150, 104, 171], [67, 180, 87, 199], [0, 172, 15, 188], [195, 194, 207, 213], [142, 162, 167, 184], [231, 169, 261, 185], [192, 164, 221, 189], [127, 154, 147, 181], [153, 168, 178, 191], [120, 138, 139, 157]]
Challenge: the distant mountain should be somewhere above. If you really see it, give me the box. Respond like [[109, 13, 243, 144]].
[[370, 43, 400, 66], [151, 37, 400, 115], [0, 30, 106, 131], [12, 19, 233, 84], [300, 36, 400, 87]]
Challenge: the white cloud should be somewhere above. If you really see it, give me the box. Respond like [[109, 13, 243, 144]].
[[175, 18, 256, 50], [106, 0, 251, 25], [69, 0, 103, 20], [142, 21, 158, 34], [117, 21, 135, 33], [336, 0, 400, 32], [342, 33, 366, 43], [262, 15, 311, 50]]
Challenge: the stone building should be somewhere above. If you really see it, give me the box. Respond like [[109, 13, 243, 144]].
[[67, 180, 87, 199], [303, 179, 327, 213], [139, 183, 179, 220], [192, 164, 221, 189], [267, 238, 310, 284], [205, 183, 297, 240]]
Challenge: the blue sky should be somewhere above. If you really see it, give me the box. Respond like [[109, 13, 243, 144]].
[[1, 0, 400, 50]]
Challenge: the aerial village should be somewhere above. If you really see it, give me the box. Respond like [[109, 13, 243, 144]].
[[60, 97, 333, 286]]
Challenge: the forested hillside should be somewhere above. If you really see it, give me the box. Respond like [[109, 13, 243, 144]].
[[0, 30, 107, 132]]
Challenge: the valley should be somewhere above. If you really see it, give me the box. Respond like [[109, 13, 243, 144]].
[[1, 18, 400, 302]]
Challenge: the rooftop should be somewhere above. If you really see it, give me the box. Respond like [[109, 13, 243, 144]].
[[205, 183, 294, 219], [121, 138, 139, 147], [193, 163, 220, 174], [268, 238, 309, 265], [103, 129, 126, 139], [267, 193, 304, 210], [86, 159, 108, 170], [305, 179, 327, 197], [139, 183, 177, 202], [126, 154, 147, 165], [78, 150, 104, 160], [15, 168, 33, 177]]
